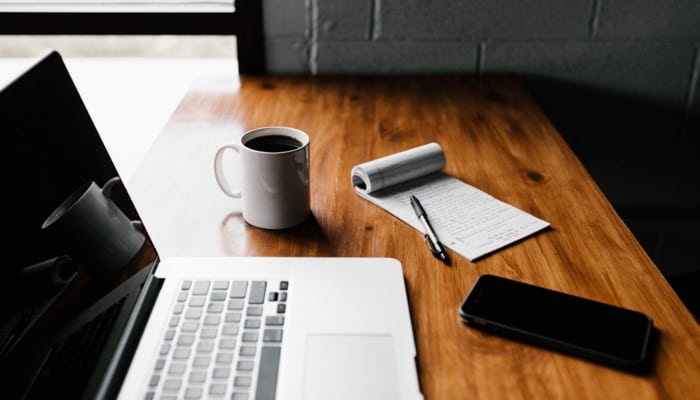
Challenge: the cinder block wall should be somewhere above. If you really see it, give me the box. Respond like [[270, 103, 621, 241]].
[[261, 0, 700, 292], [263, 0, 698, 110]]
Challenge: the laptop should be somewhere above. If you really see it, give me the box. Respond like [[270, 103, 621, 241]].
[[1, 50, 423, 400]]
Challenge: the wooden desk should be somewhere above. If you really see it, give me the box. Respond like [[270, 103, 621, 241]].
[[129, 74, 700, 399]]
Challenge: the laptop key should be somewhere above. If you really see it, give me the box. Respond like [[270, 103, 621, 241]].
[[216, 352, 234, 364], [192, 281, 210, 295], [213, 280, 229, 290], [212, 367, 231, 379], [220, 338, 237, 350], [263, 329, 283, 343], [189, 296, 206, 308], [228, 299, 244, 310], [242, 332, 259, 342], [249, 281, 267, 304], [197, 341, 215, 353], [234, 376, 252, 388], [230, 281, 248, 298], [256, 346, 281, 400], [188, 371, 206, 383], [210, 291, 227, 302], [164, 329, 176, 341], [163, 378, 182, 392], [173, 347, 191, 359], [237, 360, 254, 371], [184, 387, 202, 400], [208, 303, 224, 313], [185, 309, 202, 319], [209, 383, 227, 396], [265, 316, 284, 326], [181, 321, 199, 332], [177, 334, 195, 346], [239, 346, 257, 357], [168, 362, 187, 375], [193, 356, 211, 368], [245, 318, 261, 329], [200, 328, 218, 339], [226, 312, 243, 323], [222, 324, 240, 337]]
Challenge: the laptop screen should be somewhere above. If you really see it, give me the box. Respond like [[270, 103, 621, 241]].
[[1, 51, 158, 399]]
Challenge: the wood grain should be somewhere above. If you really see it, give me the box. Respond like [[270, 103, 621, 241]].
[[129, 74, 700, 399]]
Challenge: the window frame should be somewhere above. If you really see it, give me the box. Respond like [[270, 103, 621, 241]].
[[0, 1, 264, 73]]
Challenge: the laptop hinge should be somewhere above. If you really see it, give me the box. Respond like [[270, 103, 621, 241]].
[[93, 261, 164, 400]]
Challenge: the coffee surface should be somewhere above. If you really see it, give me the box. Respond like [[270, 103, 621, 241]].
[[245, 135, 302, 152]]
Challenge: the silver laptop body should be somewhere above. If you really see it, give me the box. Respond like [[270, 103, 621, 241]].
[[1, 50, 422, 400]]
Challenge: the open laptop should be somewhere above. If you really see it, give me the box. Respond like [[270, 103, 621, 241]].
[[1, 50, 423, 400]]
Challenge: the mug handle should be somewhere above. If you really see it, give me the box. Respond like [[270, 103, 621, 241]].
[[101, 177, 146, 239], [101, 176, 122, 199], [214, 144, 242, 198]]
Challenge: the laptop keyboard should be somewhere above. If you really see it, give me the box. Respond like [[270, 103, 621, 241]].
[[146, 280, 288, 400]]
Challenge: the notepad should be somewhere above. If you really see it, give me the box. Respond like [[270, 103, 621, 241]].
[[350, 143, 550, 261]]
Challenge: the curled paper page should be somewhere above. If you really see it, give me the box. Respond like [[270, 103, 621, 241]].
[[351, 142, 446, 194], [350, 142, 550, 261]]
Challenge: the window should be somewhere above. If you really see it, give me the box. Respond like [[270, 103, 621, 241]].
[[0, 0, 264, 73], [0, 1, 237, 34], [0, 1, 234, 13]]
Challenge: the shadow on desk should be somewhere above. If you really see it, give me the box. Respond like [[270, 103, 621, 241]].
[[666, 270, 700, 323], [524, 76, 700, 324]]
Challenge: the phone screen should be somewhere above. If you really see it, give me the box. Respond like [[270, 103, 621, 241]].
[[459, 274, 654, 369]]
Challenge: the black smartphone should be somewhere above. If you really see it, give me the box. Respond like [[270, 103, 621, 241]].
[[459, 274, 655, 372]]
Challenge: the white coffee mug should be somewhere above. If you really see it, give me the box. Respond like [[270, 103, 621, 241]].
[[41, 177, 145, 279], [214, 126, 310, 229]]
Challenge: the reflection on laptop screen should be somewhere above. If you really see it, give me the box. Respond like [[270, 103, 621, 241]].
[[1, 51, 157, 399]]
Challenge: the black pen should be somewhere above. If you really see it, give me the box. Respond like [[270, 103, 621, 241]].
[[410, 195, 450, 266]]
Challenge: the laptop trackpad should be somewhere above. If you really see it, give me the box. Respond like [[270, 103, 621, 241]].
[[304, 334, 400, 400]]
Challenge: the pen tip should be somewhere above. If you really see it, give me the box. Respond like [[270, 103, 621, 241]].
[[441, 253, 451, 265]]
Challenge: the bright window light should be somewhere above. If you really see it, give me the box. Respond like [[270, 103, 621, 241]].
[[0, 1, 234, 13]]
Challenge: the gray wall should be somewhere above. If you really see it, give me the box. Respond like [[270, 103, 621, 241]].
[[262, 0, 699, 205], [263, 0, 699, 115], [261, 1, 700, 306]]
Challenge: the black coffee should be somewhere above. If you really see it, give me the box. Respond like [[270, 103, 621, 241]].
[[245, 135, 303, 152]]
